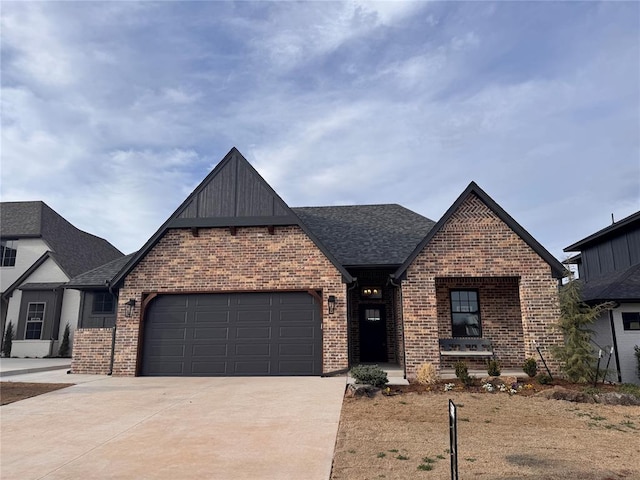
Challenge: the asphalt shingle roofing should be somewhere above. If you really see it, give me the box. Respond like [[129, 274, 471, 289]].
[[1, 201, 123, 278], [580, 263, 640, 303], [66, 253, 136, 288], [292, 204, 436, 266]]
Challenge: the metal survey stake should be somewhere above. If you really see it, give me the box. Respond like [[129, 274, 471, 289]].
[[449, 399, 459, 480]]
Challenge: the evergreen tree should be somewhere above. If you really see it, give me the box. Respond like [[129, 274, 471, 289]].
[[553, 276, 611, 383], [2, 322, 14, 358], [58, 323, 71, 358]]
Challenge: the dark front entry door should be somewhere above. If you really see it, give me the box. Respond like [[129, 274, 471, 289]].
[[359, 305, 387, 362]]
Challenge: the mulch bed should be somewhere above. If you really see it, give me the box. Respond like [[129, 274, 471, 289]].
[[1, 382, 74, 405]]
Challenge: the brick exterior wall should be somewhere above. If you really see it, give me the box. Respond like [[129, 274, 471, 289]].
[[71, 328, 113, 374], [110, 225, 347, 376], [401, 193, 562, 379]]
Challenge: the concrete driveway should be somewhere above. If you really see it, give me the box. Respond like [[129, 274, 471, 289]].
[[1, 375, 347, 480]]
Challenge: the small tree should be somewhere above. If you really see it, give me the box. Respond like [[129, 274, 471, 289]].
[[635, 345, 640, 381], [2, 322, 14, 358], [553, 276, 611, 383], [58, 323, 71, 358]]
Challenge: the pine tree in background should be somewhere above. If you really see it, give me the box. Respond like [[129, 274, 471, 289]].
[[2, 322, 14, 358], [553, 276, 611, 383], [58, 323, 71, 358]]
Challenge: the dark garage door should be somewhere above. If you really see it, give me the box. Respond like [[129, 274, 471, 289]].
[[141, 292, 322, 376]]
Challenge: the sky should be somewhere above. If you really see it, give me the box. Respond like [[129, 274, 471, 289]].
[[1, 1, 638, 261]]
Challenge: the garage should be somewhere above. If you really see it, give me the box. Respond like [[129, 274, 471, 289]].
[[140, 292, 322, 376]]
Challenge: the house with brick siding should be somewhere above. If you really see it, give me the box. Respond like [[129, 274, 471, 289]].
[[71, 147, 565, 379]]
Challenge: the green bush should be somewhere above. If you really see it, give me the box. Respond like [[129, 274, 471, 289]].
[[454, 361, 474, 386], [58, 323, 71, 358], [487, 359, 501, 377], [349, 364, 389, 387], [619, 383, 640, 398], [523, 357, 538, 377], [536, 373, 552, 385], [2, 322, 14, 358]]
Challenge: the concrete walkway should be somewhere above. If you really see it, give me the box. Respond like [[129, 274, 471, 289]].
[[0, 358, 71, 377], [1, 376, 347, 480]]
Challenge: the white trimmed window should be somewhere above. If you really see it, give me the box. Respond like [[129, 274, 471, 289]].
[[25, 303, 45, 340]]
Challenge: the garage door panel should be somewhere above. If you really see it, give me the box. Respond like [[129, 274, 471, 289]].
[[234, 361, 270, 374], [147, 327, 187, 340], [279, 344, 313, 356], [147, 344, 185, 357], [235, 343, 270, 356], [280, 326, 314, 339], [142, 292, 322, 376], [194, 327, 229, 340], [146, 361, 185, 375], [194, 311, 229, 323], [192, 344, 227, 357], [280, 310, 314, 323], [191, 362, 228, 374], [279, 361, 314, 374], [236, 294, 272, 306], [236, 326, 271, 339]]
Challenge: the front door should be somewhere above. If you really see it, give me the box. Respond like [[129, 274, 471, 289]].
[[359, 305, 387, 362]]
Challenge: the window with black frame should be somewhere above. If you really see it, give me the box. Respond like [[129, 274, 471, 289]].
[[1, 239, 17, 267], [450, 290, 481, 337], [92, 292, 115, 314]]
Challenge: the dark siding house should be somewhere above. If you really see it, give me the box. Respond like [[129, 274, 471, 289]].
[[70, 148, 565, 379], [565, 211, 640, 384]]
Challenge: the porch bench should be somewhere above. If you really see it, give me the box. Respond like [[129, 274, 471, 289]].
[[439, 338, 494, 357]]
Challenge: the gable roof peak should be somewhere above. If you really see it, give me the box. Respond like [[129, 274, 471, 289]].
[[394, 181, 566, 279]]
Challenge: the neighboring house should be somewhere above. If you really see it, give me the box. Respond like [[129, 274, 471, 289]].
[[564, 211, 640, 384], [71, 148, 565, 378], [0, 201, 123, 357]]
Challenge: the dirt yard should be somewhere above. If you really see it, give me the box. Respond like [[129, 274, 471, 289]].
[[1, 382, 73, 405], [331, 388, 640, 480]]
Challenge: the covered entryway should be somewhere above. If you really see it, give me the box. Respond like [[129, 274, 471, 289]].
[[141, 292, 322, 376]]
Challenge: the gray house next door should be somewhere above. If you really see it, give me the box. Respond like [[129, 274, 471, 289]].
[[140, 292, 322, 376]]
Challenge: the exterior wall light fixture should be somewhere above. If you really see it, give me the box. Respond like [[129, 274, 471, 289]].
[[327, 295, 336, 315], [124, 299, 136, 317]]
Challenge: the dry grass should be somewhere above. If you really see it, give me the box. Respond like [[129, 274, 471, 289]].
[[331, 389, 640, 480], [1, 382, 73, 405]]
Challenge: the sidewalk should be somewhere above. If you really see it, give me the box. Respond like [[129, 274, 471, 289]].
[[0, 358, 71, 377]]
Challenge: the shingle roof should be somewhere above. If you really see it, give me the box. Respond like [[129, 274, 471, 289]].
[[66, 253, 136, 289], [0, 201, 123, 278], [292, 205, 435, 266], [580, 263, 640, 303]]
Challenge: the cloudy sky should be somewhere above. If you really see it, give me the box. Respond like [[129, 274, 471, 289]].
[[1, 1, 638, 260]]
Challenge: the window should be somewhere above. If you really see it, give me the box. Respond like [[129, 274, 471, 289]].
[[25, 303, 45, 340], [1, 240, 17, 267], [92, 292, 115, 314], [365, 308, 381, 322], [622, 312, 640, 331], [450, 290, 481, 337]]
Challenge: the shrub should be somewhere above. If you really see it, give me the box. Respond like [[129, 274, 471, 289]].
[[349, 364, 389, 388], [536, 373, 552, 385], [416, 362, 438, 385], [58, 323, 71, 358], [487, 359, 501, 377], [619, 383, 640, 399], [635, 345, 640, 381], [2, 322, 14, 358], [454, 361, 474, 386], [523, 357, 538, 378]]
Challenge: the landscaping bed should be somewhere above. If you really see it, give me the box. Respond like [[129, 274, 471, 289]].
[[332, 379, 640, 479], [1, 382, 73, 405]]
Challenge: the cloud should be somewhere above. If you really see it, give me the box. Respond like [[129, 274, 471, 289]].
[[0, 1, 638, 261]]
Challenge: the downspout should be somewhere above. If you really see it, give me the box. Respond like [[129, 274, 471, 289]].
[[388, 274, 407, 379], [608, 307, 622, 383], [107, 280, 117, 376]]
